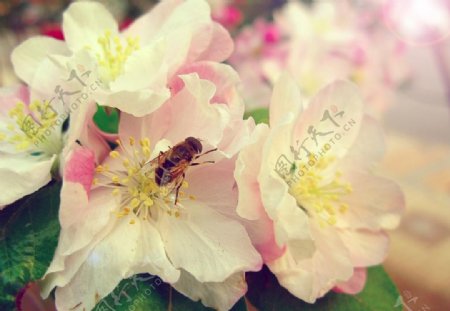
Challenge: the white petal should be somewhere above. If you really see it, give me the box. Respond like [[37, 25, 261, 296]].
[[270, 72, 304, 126], [338, 229, 389, 267], [53, 216, 141, 311], [338, 170, 404, 231], [123, 0, 190, 45], [157, 203, 261, 283], [292, 80, 363, 160], [258, 113, 295, 217], [62, 1, 118, 52], [163, 74, 230, 146], [94, 87, 171, 118], [40, 214, 117, 298], [173, 271, 247, 311], [133, 220, 180, 284], [109, 39, 168, 91], [235, 123, 269, 220], [11, 37, 69, 86], [0, 154, 55, 206], [185, 156, 237, 216], [268, 224, 353, 303], [342, 116, 385, 167], [118, 105, 172, 148], [58, 186, 119, 255]]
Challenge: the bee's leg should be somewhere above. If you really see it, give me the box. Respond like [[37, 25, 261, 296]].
[[190, 160, 215, 166], [195, 148, 218, 159], [174, 173, 185, 205]]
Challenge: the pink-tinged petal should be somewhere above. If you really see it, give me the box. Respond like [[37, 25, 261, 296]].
[[0, 155, 55, 206], [268, 224, 353, 303], [235, 124, 269, 221], [90, 124, 118, 144], [269, 72, 304, 126], [158, 0, 213, 64], [82, 120, 114, 164], [337, 170, 405, 231], [242, 215, 286, 263], [338, 229, 389, 267], [194, 23, 234, 62], [255, 115, 314, 251], [62, 1, 118, 52], [220, 116, 255, 158], [171, 61, 240, 104], [63, 102, 110, 165], [333, 267, 367, 294], [163, 74, 230, 146], [118, 103, 172, 147], [64, 146, 95, 195], [11, 37, 69, 86], [157, 202, 262, 283], [292, 80, 363, 159], [0, 84, 29, 113], [186, 156, 237, 215], [173, 271, 247, 311]]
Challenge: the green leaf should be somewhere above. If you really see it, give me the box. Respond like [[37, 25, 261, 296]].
[[93, 105, 120, 134], [244, 108, 269, 125], [246, 265, 400, 311], [94, 274, 248, 311], [0, 182, 61, 310]]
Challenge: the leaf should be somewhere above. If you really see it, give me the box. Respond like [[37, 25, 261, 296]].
[[0, 182, 61, 310], [246, 265, 400, 311], [94, 274, 248, 311], [244, 108, 269, 125], [93, 105, 120, 134]]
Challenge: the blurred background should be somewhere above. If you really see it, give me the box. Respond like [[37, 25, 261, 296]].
[[1, 0, 449, 310]]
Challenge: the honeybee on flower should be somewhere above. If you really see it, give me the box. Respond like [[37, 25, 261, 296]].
[[41, 73, 261, 311]]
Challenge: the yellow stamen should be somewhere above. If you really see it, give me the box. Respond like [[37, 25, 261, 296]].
[[95, 31, 140, 83], [289, 156, 352, 228], [1, 100, 59, 151], [110, 150, 120, 159]]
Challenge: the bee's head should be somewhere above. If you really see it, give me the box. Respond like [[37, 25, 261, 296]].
[[185, 137, 203, 154]]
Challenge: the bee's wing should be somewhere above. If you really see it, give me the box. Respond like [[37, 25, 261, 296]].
[[143, 155, 162, 178], [159, 162, 190, 200]]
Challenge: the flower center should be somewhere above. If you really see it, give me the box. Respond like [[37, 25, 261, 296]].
[[95, 30, 140, 84], [0, 100, 62, 154], [288, 156, 352, 227], [93, 137, 195, 224]]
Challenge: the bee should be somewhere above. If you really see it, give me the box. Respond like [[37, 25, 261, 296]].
[[149, 137, 216, 204]]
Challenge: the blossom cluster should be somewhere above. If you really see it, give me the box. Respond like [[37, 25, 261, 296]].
[[0, 1, 404, 310], [229, 1, 410, 114]]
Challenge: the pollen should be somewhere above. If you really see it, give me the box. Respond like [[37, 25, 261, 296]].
[[1, 100, 59, 152], [288, 156, 353, 228], [110, 150, 120, 159], [93, 136, 190, 223], [95, 30, 140, 83]]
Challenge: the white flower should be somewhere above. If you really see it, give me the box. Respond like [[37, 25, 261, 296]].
[[235, 74, 404, 302], [40, 73, 261, 311], [11, 0, 233, 117]]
